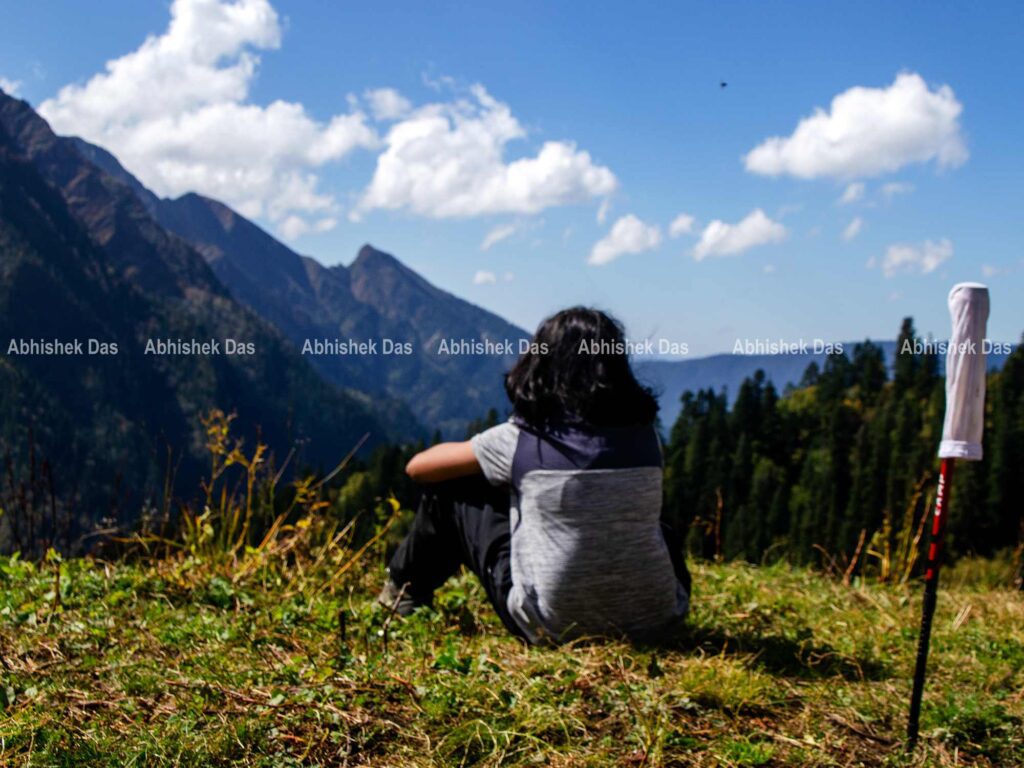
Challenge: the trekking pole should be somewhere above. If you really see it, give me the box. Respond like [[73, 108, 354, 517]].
[[906, 283, 989, 749], [907, 457, 953, 747]]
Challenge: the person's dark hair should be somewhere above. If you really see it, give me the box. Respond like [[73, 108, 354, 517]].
[[505, 306, 659, 428]]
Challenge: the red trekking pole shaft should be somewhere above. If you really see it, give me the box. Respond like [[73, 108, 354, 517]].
[[907, 457, 955, 747]]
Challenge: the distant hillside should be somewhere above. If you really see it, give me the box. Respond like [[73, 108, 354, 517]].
[[152, 199, 529, 437], [0, 90, 410, 546]]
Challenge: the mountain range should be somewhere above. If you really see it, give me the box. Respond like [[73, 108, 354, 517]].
[[70, 136, 528, 438], [0, 89, 409, 533]]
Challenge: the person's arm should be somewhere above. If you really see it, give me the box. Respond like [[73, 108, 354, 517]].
[[405, 441, 481, 484]]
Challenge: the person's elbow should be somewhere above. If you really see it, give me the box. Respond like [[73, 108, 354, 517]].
[[404, 441, 480, 484], [405, 454, 428, 482], [405, 451, 445, 483]]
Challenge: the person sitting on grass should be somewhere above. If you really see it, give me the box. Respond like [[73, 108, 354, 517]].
[[379, 307, 691, 644]]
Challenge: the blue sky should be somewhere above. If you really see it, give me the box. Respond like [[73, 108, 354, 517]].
[[2, 0, 1022, 355]]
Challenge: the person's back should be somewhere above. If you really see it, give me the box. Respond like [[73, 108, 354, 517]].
[[382, 306, 690, 645], [472, 416, 688, 643]]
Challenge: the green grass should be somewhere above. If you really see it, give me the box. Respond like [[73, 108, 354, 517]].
[[0, 552, 1021, 766]]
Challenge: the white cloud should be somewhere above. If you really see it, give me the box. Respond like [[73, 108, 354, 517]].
[[277, 214, 335, 241], [744, 72, 967, 180], [422, 72, 457, 93], [364, 88, 412, 121], [879, 238, 953, 277], [480, 223, 517, 251], [279, 215, 309, 241], [880, 181, 914, 200], [0, 76, 22, 96], [981, 264, 998, 278], [668, 212, 696, 238], [692, 209, 786, 261], [502, 271, 514, 282], [842, 216, 863, 242], [838, 182, 865, 205], [356, 84, 617, 219], [38, 0, 378, 240], [763, 264, 776, 274], [588, 214, 661, 266], [313, 216, 337, 233], [596, 198, 611, 224], [473, 270, 498, 285]]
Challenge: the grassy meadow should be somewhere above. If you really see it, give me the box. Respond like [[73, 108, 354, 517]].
[[1, 544, 1021, 766]]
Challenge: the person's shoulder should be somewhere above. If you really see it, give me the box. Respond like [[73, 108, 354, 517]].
[[471, 419, 520, 448], [470, 419, 520, 485]]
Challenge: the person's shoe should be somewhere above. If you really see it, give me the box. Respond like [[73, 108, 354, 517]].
[[377, 578, 418, 617]]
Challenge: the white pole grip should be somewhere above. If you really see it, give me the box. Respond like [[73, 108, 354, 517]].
[[938, 282, 989, 460]]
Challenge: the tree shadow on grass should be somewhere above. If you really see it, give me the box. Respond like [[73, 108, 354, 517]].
[[655, 623, 891, 681]]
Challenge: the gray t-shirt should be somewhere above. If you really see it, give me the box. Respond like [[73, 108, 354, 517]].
[[471, 419, 689, 644]]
